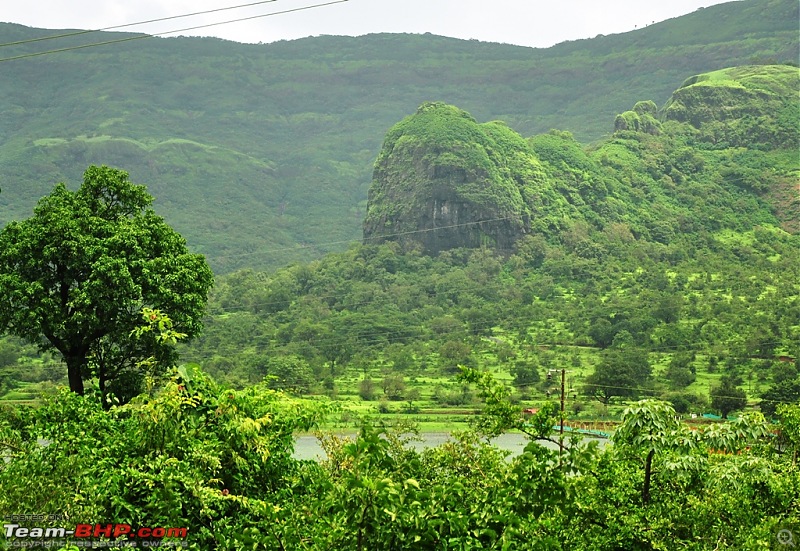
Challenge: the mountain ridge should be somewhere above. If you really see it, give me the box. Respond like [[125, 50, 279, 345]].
[[0, 0, 797, 271]]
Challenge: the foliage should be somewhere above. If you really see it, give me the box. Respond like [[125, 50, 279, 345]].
[[710, 375, 748, 419], [663, 65, 799, 149], [776, 403, 800, 463], [0, 166, 213, 402], [511, 357, 540, 389], [0, 366, 328, 549], [585, 347, 652, 406], [0, 9, 799, 547], [363, 101, 568, 254], [760, 363, 800, 417], [1, 367, 799, 550], [613, 399, 698, 504], [458, 366, 563, 471], [146, 61, 800, 420], [175, 199, 799, 417]]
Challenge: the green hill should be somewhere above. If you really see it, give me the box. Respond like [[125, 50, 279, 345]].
[[362, 102, 574, 253], [362, 65, 798, 253], [165, 64, 800, 418], [0, 0, 797, 272]]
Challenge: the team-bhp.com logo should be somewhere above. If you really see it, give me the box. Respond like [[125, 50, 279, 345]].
[[4, 521, 188, 548]]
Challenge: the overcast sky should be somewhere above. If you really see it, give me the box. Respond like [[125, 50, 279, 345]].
[[3, 0, 737, 48]]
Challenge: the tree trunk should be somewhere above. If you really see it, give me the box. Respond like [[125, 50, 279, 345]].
[[99, 361, 109, 410], [642, 448, 655, 504], [66, 354, 86, 395]]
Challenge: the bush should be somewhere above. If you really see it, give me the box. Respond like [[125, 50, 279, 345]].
[[359, 378, 376, 401], [433, 384, 474, 406]]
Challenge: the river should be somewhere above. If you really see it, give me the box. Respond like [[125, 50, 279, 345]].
[[293, 432, 607, 461]]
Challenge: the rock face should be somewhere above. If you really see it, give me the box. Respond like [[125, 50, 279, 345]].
[[362, 102, 560, 254]]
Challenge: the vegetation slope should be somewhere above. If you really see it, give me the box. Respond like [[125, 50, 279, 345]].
[[0, 0, 797, 271], [168, 64, 799, 426]]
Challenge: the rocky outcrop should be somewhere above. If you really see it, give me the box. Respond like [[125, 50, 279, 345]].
[[362, 102, 566, 254]]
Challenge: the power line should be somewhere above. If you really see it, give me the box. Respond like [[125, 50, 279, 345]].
[[206, 219, 800, 269], [196, 260, 792, 356], [202, 265, 771, 314], [210, 216, 519, 261], [529, 380, 789, 405], [201, 252, 793, 330], [188, 348, 791, 406], [0, 0, 350, 63], [0, 0, 280, 49]]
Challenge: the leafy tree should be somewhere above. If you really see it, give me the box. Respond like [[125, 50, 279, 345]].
[[317, 322, 355, 379], [381, 373, 407, 401], [0, 365, 328, 548], [585, 347, 652, 406], [428, 315, 465, 338], [511, 357, 540, 390], [665, 364, 696, 389], [263, 354, 314, 393], [0, 339, 19, 368], [613, 400, 696, 504], [358, 377, 376, 401], [462, 306, 497, 337], [0, 166, 213, 401], [385, 343, 414, 372], [775, 403, 800, 465], [438, 340, 474, 373], [710, 375, 748, 419], [665, 351, 697, 389], [513, 234, 549, 268], [661, 390, 707, 414], [459, 367, 560, 443], [760, 376, 800, 417], [588, 318, 616, 348]]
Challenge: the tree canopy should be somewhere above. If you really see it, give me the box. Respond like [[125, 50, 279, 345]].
[[0, 165, 213, 402], [710, 376, 748, 419]]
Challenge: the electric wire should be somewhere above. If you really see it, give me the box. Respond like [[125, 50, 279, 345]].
[[195, 258, 792, 363], [0, 0, 281, 48], [210, 216, 520, 261], [0, 5, 793, 410], [187, 267, 792, 399], [189, 293, 790, 374], [0, 0, 350, 63], [225, 337, 790, 407], [190, 312, 787, 362], [202, 271, 786, 314]]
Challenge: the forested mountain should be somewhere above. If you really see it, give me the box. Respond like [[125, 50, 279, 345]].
[[0, 0, 797, 271], [167, 63, 799, 422]]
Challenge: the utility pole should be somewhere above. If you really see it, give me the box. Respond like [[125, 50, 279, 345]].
[[560, 367, 566, 465], [548, 368, 571, 466]]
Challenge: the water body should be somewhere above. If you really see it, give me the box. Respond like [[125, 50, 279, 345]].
[[293, 432, 607, 461]]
